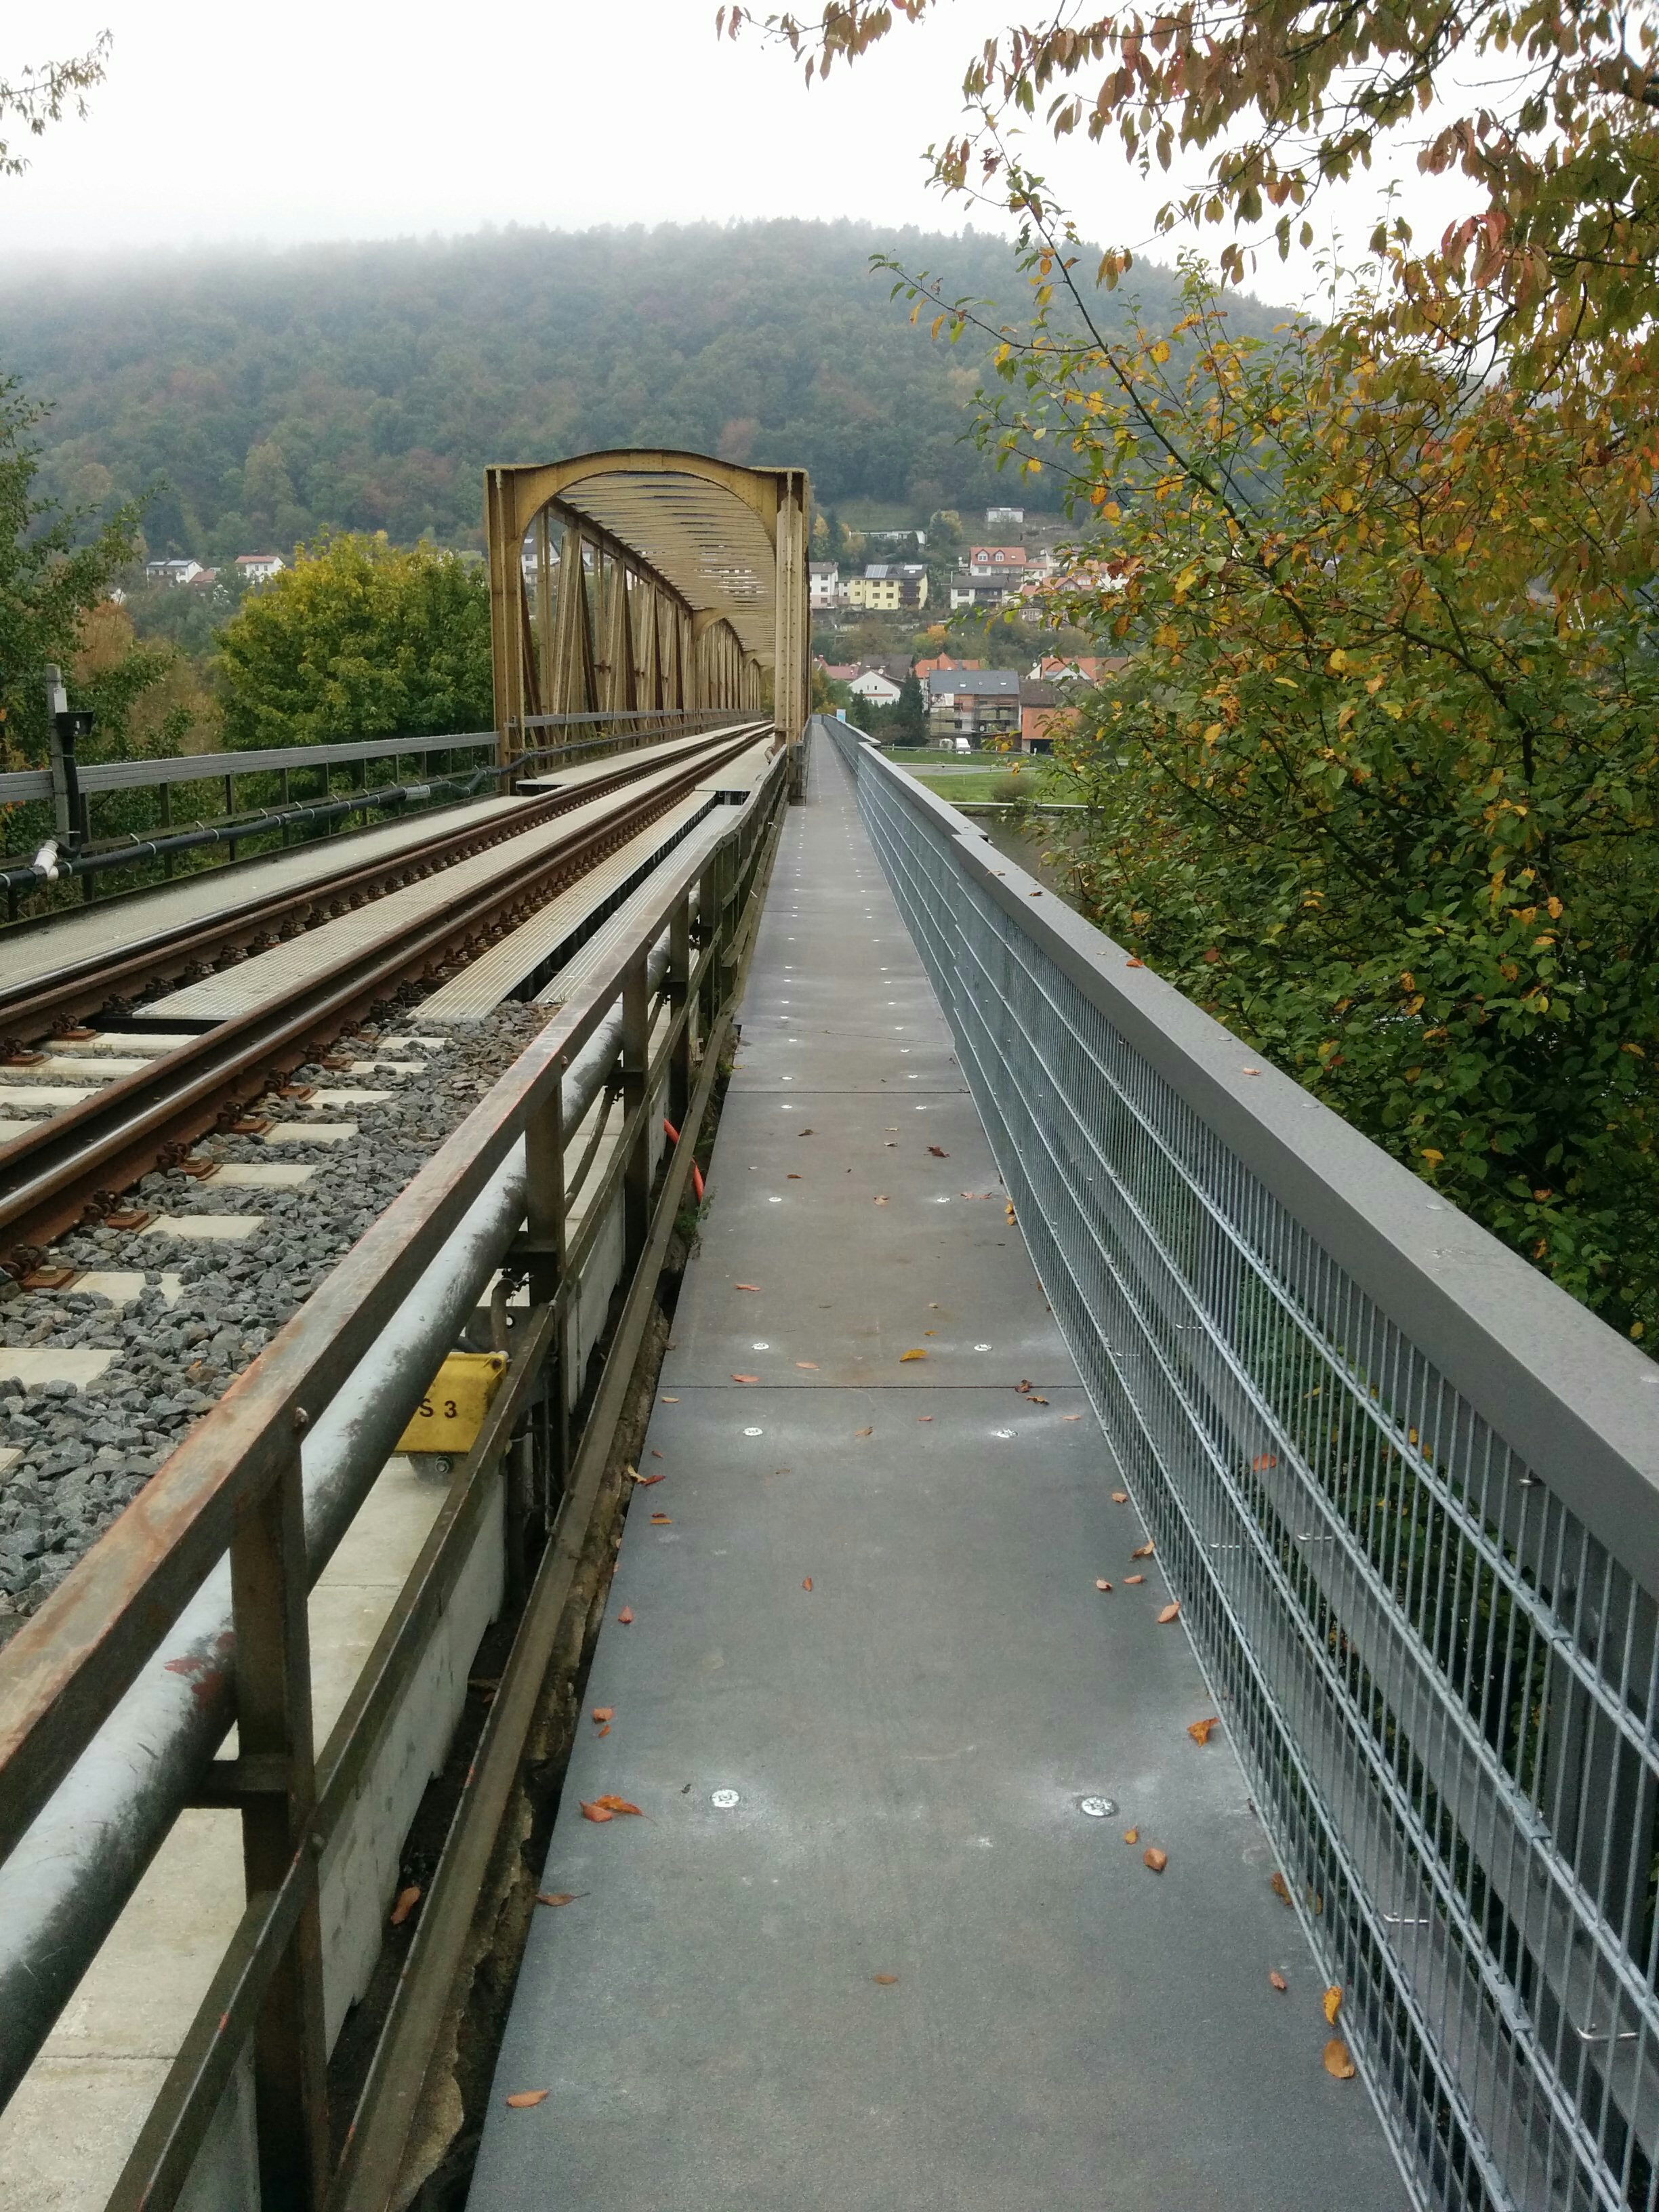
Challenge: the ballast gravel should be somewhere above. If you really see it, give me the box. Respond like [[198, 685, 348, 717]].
[[0, 1004, 553, 1637]]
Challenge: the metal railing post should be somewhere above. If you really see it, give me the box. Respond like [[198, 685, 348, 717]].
[[621, 949, 651, 1265], [668, 893, 693, 1132], [228, 1443, 329, 2211]]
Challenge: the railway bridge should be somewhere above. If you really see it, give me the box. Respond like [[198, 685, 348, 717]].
[[0, 451, 1652, 2212]]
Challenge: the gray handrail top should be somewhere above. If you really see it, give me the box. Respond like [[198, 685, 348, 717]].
[[0, 730, 499, 807], [849, 726, 1659, 1595]]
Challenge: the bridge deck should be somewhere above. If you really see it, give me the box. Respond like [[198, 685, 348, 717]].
[[469, 729, 1408, 2211]]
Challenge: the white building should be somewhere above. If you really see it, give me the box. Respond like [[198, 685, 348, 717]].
[[144, 558, 203, 588], [985, 506, 1025, 525], [234, 553, 287, 586], [848, 669, 902, 705], [809, 561, 842, 610]]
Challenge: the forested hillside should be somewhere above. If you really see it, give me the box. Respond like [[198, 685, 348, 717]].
[[0, 222, 1278, 558]]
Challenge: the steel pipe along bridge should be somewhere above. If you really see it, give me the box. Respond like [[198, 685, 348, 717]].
[[0, 462, 1650, 2212]]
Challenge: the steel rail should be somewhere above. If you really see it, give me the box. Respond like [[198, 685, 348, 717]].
[[0, 723, 766, 1267], [0, 722, 761, 1046]]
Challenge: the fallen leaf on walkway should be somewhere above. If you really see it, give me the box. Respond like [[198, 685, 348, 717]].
[[1252, 1452, 1278, 1471], [592, 1707, 613, 1723], [1157, 1603, 1181, 1623], [1126, 958, 1145, 968], [650, 1513, 672, 1525], [661, 1395, 679, 1403], [592, 1796, 642, 1816], [787, 1172, 802, 1179], [1187, 1717, 1220, 1745], [874, 1195, 889, 1205], [537, 1892, 582, 1908], [1143, 1847, 1168, 1873], [1269, 1969, 1288, 1992], [1095, 1578, 1113, 1591], [900, 1348, 928, 1361], [1026, 1394, 1048, 1404], [1323, 2040, 1356, 2081], [1132, 1543, 1155, 1559], [618, 1606, 634, 1624], [1270, 1872, 1292, 1906], [506, 2090, 550, 2109], [800, 1127, 814, 1134], [651, 1449, 663, 1458], [855, 1427, 873, 1437], [796, 1360, 819, 1369], [1323, 1986, 1343, 2025], [581, 1801, 613, 1823], [1242, 1067, 1262, 1077], [1124, 1574, 1145, 1586], [389, 1885, 421, 1927], [1111, 1490, 1129, 1504], [917, 1415, 933, 1422], [1063, 1413, 1082, 1421], [636, 1473, 665, 1487], [927, 1145, 949, 1158], [733, 1374, 760, 1384], [873, 1973, 899, 1986], [802, 1577, 813, 1591], [735, 1283, 761, 1292], [597, 1723, 610, 1736]]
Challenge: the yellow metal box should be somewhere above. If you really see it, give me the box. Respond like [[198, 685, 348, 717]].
[[396, 1350, 509, 1457]]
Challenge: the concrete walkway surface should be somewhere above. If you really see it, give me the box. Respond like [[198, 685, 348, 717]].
[[468, 728, 1409, 2211]]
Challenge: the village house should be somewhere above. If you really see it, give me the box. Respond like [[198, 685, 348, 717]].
[[234, 553, 286, 586], [144, 558, 203, 587], [924, 665, 1021, 741], [848, 668, 903, 705], [808, 561, 842, 610]]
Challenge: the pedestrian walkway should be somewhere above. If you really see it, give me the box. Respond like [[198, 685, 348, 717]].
[[468, 726, 1409, 2211]]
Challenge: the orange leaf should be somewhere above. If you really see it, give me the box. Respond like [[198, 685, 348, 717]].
[[1124, 1574, 1145, 1586], [592, 1795, 643, 1816], [1323, 2039, 1356, 2081], [1187, 1716, 1219, 1745], [802, 1576, 813, 1591], [855, 1427, 873, 1437], [580, 1801, 613, 1823], [617, 1605, 634, 1624], [661, 1395, 679, 1402], [597, 1723, 611, 1736], [732, 1373, 759, 1384], [1063, 1412, 1082, 1420], [1270, 1871, 1292, 1906], [900, 1349, 928, 1361], [636, 1472, 665, 1486], [389, 1884, 421, 1927], [537, 1891, 581, 1907], [1157, 1602, 1181, 1623], [1111, 1490, 1129, 1504], [873, 1973, 899, 1986], [796, 1360, 819, 1369], [1123, 1826, 1140, 1844], [1143, 1847, 1168, 1873], [735, 1283, 761, 1292], [1268, 1969, 1288, 1992], [1252, 1452, 1278, 1471], [917, 1414, 933, 1422], [1094, 1578, 1113, 1591], [1131, 1542, 1155, 1559], [506, 2089, 550, 2109], [1126, 957, 1145, 968], [592, 1707, 613, 1723], [1323, 1985, 1343, 2025], [650, 1513, 672, 1524]]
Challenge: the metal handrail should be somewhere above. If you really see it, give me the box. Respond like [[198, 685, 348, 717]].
[[827, 718, 1659, 2212]]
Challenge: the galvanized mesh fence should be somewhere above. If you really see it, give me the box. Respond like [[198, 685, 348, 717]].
[[827, 722, 1659, 2212]]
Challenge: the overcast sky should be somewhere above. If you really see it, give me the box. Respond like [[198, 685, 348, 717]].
[[3, 0, 1465, 300]]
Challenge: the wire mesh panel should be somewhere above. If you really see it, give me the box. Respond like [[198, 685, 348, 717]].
[[825, 721, 1659, 2212]]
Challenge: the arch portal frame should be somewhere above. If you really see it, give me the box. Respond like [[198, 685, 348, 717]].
[[485, 449, 809, 773]]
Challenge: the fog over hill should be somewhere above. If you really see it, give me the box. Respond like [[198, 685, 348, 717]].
[[0, 221, 1284, 559]]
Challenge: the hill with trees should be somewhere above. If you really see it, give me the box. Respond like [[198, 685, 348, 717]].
[[0, 220, 1281, 559]]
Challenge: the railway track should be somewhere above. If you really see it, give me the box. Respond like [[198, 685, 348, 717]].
[[0, 724, 750, 1050], [0, 721, 769, 1269]]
